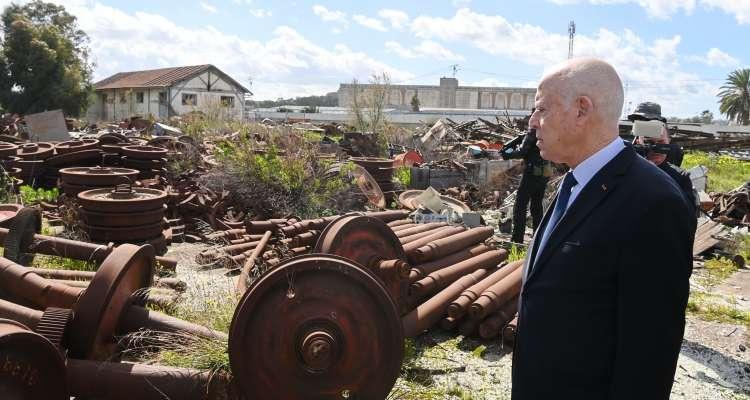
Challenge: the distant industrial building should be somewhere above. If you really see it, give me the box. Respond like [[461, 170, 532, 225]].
[[88, 64, 251, 122], [337, 77, 536, 111]]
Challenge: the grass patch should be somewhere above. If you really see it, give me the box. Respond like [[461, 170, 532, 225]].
[[687, 291, 750, 328], [394, 166, 411, 187], [31, 254, 97, 271], [154, 335, 230, 373], [19, 186, 58, 205], [508, 244, 526, 262], [682, 151, 750, 192], [699, 257, 738, 288]]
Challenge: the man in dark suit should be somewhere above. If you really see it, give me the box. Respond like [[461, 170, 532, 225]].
[[512, 58, 696, 400]]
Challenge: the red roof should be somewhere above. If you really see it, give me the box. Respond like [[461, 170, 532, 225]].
[[94, 65, 250, 93]]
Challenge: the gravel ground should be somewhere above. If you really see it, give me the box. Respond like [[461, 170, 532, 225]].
[[166, 241, 750, 399]]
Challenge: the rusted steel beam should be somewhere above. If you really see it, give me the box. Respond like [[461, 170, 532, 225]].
[[393, 222, 447, 238], [479, 296, 519, 339], [447, 260, 523, 319], [410, 250, 508, 300], [402, 226, 467, 254], [469, 267, 523, 320], [236, 230, 272, 293], [410, 226, 494, 264], [402, 268, 489, 337], [67, 358, 235, 400], [0, 228, 177, 270], [408, 244, 491, 283]]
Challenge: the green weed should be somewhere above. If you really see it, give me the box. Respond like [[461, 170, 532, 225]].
[[682, 151, 750, 192]]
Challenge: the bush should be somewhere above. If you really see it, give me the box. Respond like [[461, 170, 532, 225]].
[[682, 151, 750, 192]]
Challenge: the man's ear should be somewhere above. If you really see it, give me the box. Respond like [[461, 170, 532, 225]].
[[576, 96, 593, 121]]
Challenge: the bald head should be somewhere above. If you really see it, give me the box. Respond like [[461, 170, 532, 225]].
[[529, 58, 624, 167], [541, 58, 624, 128]]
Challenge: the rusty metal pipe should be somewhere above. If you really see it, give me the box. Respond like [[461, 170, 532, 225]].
[[469, 268, 523, 320], [393, 222, 446, 238], [447, 260, 523, 319], [386, 219, 411, 228], [27, 268, 186, 292], [365, 210, 410, 222], [0, 298, 43, 330], [389, 223, 417, 232], [204, 228, 247, 240], [479, 296, 519, 339], [402, 268, 489, 337], [410, 250, 508, 300], [0, 228, 177, 270], [0, 258, 81, 309], [292, 230, 319, 247], [402, 226, 467, 254], [118, 305, 227, 341], [67, 358, 235, 400], [408, 244, 491, 283], [411, 227, 494, 264], [221, 239, 260, 256], [236, 230, 272, 293]]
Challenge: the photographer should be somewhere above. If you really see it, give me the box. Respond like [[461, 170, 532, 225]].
[[502, 128, 551, 243], [628, 102, 697, 213]]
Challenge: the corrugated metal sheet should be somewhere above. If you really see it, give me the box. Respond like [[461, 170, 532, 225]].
[[94, 65, 250, 93]]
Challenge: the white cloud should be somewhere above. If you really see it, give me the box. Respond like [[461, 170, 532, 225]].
[[249, 8, 272, 18], [199, 2, 218, 14], [410, 8, 718, 116], [688, 47, 741, 67], [49, 1, 411, 100], [353, 14, 388, 31], [549, 0, 750, 24], [378, 9, 409, 29], [312, 5, 347, 24], [386, 40, 464, 61], [452, 0, 472, 7]]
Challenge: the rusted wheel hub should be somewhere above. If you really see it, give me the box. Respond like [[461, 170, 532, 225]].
[[229, 254, 403, 400], [315, 215, 406, 270], [0, 319, 67, 399], [120, 145, 168, 160], [16, 142, 54, 160], [0, 142, 19, 158], [54, 139, 100, 155], [77, 187, 167, 213]]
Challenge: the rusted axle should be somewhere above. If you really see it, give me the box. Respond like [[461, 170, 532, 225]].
[[469, 267, 523, 320], [408, 244, 491, 283], [402, 268, 489, 337], [410, 250, 508, 299], [410, 226, 494, 264], [447, 260, 523, 319], [236, 230, 272, 293], [27, 267, 186, 291], [0, 228, 177, 270], [402, 226, 466, 254], [479, 296, 519, 339]]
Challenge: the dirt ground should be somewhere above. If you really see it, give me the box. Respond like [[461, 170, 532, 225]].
[[166, 242, 750, 399]]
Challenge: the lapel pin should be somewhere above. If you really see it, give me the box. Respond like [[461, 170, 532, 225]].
[[601, 184, 607, 191]]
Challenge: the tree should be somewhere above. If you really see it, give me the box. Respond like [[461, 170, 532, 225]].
[[410, 93, 420, 112], [0, 1, 93, 116], [698, 110, 713, 124], [717, 68, 750, 125]]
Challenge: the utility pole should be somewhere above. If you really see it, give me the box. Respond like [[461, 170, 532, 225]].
[[450, 64, 460, 78], [568, 21, 576, 59]]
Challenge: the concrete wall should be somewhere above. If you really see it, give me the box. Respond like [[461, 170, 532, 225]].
[[338, 78, 536, 111], [87, 68, 245, 122]]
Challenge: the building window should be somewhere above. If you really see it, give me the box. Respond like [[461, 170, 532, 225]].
[[119, 93, 127, 103], [158, 92, 167, 104], [182, 93, 197, 106], [221, 96, 234, 107], [136, 92, 144, 103]]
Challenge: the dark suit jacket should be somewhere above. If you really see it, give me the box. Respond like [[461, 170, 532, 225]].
[[512, 145, 696, 400]]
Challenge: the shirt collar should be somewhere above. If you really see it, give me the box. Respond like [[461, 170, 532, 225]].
[[570, 137, 625, 191]]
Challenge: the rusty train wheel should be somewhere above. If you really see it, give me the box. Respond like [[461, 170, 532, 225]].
[[314, 215, 406, 270], [229, 254, 403, 400], [68, 244, 154, 360], [0, 319, 67, 399]]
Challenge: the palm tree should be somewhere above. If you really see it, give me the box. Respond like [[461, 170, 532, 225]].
[[718, 68, 750, 125]]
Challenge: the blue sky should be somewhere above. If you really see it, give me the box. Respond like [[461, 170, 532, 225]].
[[4, 0, 749, 117]]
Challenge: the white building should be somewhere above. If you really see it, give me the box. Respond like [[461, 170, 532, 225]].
[[87, 65, 251, 122]]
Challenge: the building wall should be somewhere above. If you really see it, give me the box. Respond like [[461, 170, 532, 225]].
[[337, 79, 536, 111], [87, 69, 245, 122]]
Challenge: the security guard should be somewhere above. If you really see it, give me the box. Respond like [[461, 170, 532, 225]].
[[502, 129, 552, 243], [628, 102, 697, 213]]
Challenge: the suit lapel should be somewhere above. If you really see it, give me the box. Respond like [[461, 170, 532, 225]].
[[524, 146, 637, 284], [523, 193, 557, 282]]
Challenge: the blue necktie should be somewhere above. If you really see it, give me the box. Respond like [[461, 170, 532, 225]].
[[532, 172, 578, 268]]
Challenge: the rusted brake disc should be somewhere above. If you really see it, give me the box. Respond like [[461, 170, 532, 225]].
[[229, 254, 403, 400], [0, 319, 67, 399], [315, 215, 406, 269]]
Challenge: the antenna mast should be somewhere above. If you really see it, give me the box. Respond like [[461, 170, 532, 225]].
[[568, 21, 576, 59]]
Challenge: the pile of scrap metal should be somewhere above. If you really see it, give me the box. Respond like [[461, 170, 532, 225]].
[[706, 183, 750, 226], [419, 117, 526, 154]]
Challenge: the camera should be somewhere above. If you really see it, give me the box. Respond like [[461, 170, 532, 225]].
[[633, 142, 672, 158]]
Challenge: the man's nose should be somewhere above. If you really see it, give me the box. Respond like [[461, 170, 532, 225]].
[[529, 113, 540, 129]]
